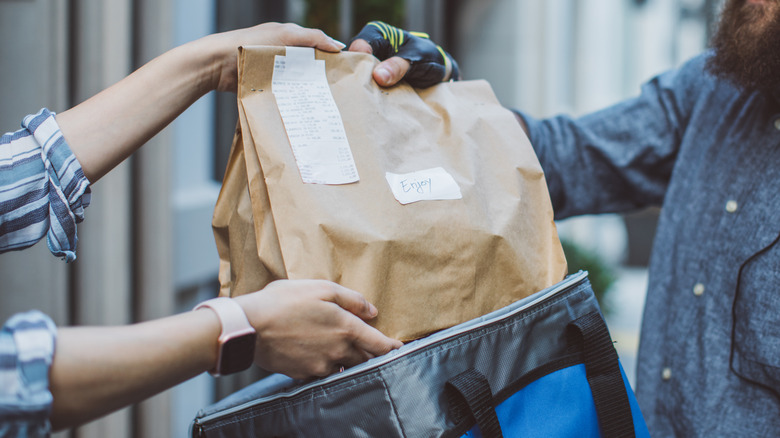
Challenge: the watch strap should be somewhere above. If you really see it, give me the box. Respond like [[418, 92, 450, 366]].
[[194, 297, 253, 340], [194, 297, 256, 376]]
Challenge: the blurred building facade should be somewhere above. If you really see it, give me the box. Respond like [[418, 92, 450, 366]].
[[0, 0, 722, 436]]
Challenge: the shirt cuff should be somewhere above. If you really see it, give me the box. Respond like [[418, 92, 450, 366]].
[[22, 109, 92, 262], [0, 310, 57, 436]]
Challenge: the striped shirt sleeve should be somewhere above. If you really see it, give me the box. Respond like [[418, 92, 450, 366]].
[[0, 108, 91, 262], [0, 311, 57, 437]]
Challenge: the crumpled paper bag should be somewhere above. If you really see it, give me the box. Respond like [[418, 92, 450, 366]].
[[213, 46, 567, 341]]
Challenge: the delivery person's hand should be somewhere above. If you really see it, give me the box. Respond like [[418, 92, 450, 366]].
[[348, 21, 460, 88], [235, 279, 403, 379]]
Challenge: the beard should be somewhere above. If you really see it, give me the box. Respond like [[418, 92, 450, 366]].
[[707, 0, 780, 95]]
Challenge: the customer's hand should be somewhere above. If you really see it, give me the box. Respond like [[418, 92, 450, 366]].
[[235, 279, 403, 379], [199, 22, 346, 93], [348, 21, 459, 88]]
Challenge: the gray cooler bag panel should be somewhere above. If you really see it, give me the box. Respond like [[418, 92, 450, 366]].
[[191, 272, 641, 437]]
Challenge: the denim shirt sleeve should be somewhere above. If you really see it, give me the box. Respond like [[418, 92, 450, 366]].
[[0, 311, 57, 437], [519, 54, 710, 220], [0, 108, 92, 262]]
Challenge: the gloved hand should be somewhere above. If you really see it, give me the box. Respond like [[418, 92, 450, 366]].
[[348, 21, 460, 88]]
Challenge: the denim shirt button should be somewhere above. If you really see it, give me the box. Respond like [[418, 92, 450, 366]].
[[662, 367, 672, 381], [725, 200, 738, 213], [693, 283, 705, 296], [774, 118, 780, 131]]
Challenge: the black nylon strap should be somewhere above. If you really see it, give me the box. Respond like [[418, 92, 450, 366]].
[[568, 312, 636, 438], [445, 368, 503, 438]]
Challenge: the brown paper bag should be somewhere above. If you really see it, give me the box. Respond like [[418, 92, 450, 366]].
[[213, 46, 567, 341]]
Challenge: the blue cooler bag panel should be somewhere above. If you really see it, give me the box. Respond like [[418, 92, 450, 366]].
[[191, 272, 649, 438], [458, 364, 648, 438]]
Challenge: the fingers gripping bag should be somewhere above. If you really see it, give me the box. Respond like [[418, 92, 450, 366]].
[[213, 46, 567, 341]]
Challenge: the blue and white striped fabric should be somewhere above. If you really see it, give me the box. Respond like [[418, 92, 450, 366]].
[[1, 109, 90, 435], [0, 311, 56, 438], [0, 108, 91, 261]]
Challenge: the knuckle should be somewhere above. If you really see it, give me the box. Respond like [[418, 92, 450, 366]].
[[264, 22, 283, 34], [313, 28, 327, 39], [326, 348, 340, 363], [320, 280, 340, 299], [389, 57, 407, 68], [342, 322, 358, 340], [277, 22, 298, 36], [312, 361, 330, 377]]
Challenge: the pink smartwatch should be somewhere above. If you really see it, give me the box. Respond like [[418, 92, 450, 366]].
[[194, 297, 257, 376]]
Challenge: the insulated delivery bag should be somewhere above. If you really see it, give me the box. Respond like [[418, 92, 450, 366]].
[[191, 272, 650, 437]]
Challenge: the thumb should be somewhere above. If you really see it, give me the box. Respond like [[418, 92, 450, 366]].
[[373, 56, 411, 87]]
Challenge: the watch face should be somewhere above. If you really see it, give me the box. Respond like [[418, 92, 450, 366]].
[[219, 332, 257, 375]]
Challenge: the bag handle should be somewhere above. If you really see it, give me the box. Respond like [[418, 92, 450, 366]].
[[445, 368, 504, 438], [567, 312, 636, 438]]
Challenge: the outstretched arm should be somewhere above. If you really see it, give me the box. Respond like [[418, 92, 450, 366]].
[[56, 22, 345, 183], [49, 279, 402, 430]]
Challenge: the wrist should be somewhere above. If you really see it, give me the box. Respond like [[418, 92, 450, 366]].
[[171, 36, 224, 96], [186, 32, 239, 94], [194, 297, 257, 376], [193, 306, 222, 372]]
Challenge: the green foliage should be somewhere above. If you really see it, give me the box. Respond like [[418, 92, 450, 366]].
[[302, 0, 406, 41], [560, 239, 616, 312]]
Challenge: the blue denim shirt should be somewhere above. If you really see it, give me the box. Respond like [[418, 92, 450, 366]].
[[522, 52, 780, 436]]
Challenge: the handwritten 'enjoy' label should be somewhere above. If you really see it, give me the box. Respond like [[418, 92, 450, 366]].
[[385, 167, 462, 205]]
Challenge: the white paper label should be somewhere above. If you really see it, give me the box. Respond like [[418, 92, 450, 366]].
[[272, 47, 359, 185], [385, 167, 463, 205]]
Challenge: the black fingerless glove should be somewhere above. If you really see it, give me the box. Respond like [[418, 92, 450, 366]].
[[351, 21, 460, 88]]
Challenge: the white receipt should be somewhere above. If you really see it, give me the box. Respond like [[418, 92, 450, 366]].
[[385, 167, 463, 205], [272, 47, 359, 185]]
